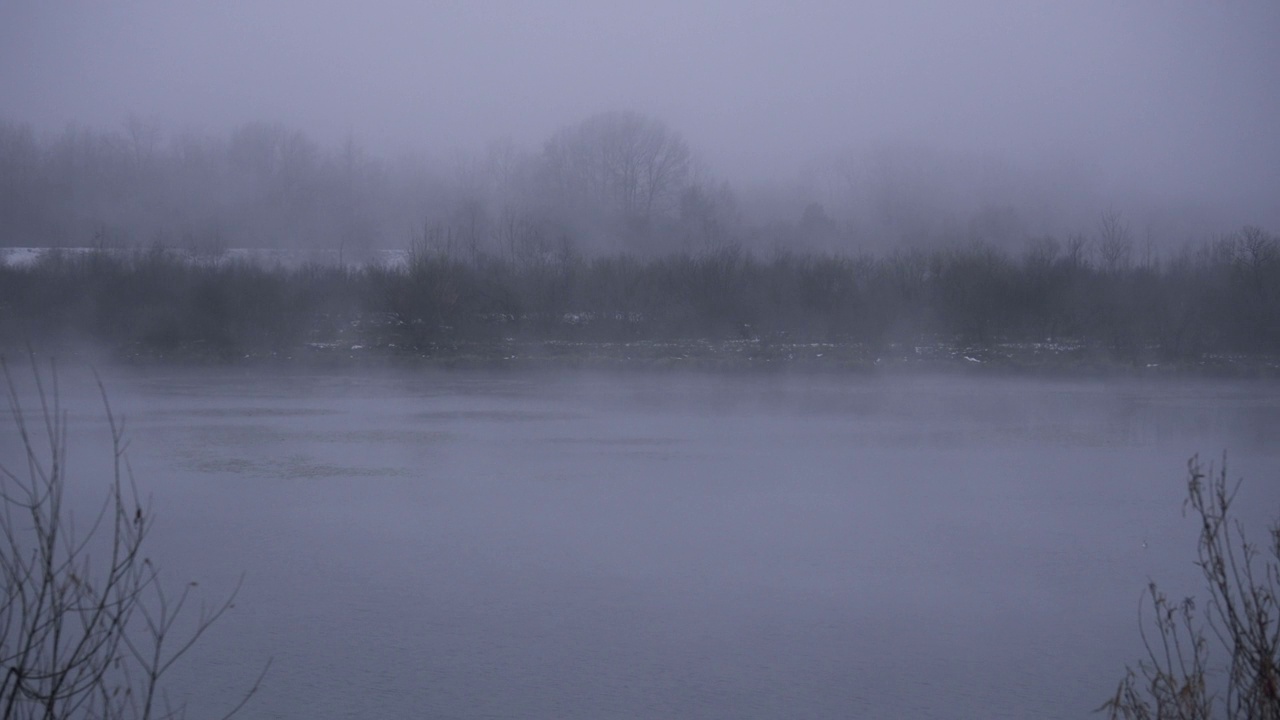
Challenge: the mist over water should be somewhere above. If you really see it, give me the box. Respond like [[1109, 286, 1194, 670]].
[[11, 367, 1277, 719]]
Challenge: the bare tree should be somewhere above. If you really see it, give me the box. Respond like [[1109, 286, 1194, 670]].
[[0, 358, 265, 720], [677, 181, 739, 253], [123, 117, 161, 169], [1098, 209, 1133, 274], [1065, 233, 1092, 270], [541, 111, 693, 228]]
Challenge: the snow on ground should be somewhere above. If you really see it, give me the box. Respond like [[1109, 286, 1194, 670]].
[[0, 247, 49, 267], [0, 247, 410, 269]]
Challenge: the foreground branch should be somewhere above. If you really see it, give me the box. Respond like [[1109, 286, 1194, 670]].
[[0, 356, 265, 720], [1100, 454, 1280, 720]]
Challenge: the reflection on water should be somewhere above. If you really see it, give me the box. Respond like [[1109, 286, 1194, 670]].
[[160, 406, 342, 418], [6, 368, 1279, 719], [414, 409, 587, 422]]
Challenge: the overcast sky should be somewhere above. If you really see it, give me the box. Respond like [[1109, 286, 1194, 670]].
[[2, 0, 1277, 225]]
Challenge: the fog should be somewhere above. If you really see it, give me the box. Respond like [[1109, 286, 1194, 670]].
[[3, 4, 1280, 716], [2, 0, 1278, 249]]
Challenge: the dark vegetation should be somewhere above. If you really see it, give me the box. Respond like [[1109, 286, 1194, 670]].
[[1102, 455, 1279, 719], [0, 224, 1277, 372]]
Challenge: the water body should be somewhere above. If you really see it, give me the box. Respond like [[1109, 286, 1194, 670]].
[[10, 368, 1280, 719]]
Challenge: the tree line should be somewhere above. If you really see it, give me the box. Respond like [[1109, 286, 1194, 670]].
[[4, 110, 1231, 262], [1, 225, 1275, 366], [0, 111, 735, 258]]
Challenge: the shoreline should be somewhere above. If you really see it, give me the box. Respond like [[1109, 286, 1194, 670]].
[[12, 338, 1278, 379]]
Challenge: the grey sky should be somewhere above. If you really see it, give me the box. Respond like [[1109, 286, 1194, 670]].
[[2, 0, 1277, 225]]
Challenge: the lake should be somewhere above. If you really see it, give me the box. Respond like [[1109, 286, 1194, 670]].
[[7, 367, 1280, 719]]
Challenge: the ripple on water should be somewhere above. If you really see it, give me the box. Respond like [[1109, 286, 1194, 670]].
[[184, 454, 413, 479], [161, 406, 340, 418], [412, 409, 583, 422]]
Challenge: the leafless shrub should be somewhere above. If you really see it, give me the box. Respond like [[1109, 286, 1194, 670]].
[[1100, 454, 1279, 719], [0, 357, 266, 719]]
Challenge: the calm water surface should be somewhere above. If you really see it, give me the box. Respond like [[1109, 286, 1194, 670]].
[[16, 368, 1280, 719]]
